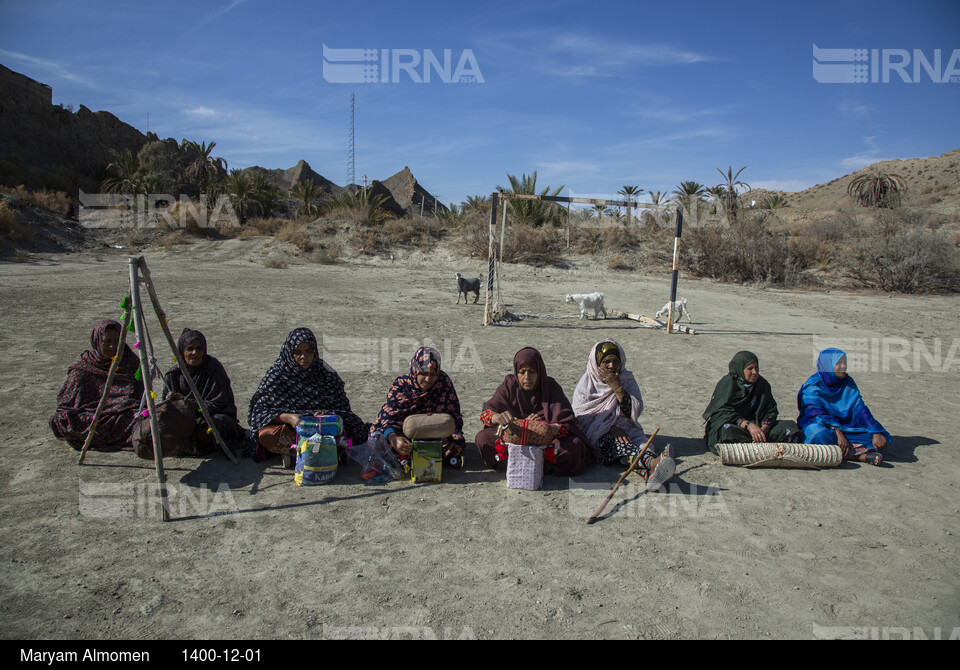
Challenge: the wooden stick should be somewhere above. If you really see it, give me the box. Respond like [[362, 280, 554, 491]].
[[586, 427, 659, 525], [78, 293, 133, 465], [136, 257, 239, 464], [129, 258, 171, 521]]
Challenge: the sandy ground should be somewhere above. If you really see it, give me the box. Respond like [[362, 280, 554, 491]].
[[1, 238, 958, 640]]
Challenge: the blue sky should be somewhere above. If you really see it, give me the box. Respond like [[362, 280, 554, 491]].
[[1, 0, 958, 206]]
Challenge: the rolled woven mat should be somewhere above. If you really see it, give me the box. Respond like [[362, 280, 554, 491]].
[[716, 442, 843, 469]]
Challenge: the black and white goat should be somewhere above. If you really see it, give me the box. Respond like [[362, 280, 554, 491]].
[[455, 273, 481, 304]]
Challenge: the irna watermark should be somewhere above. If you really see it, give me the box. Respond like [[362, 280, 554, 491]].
[[321, 335, 483, 374], [78, 192, 239, 229], [79, 479, 238, 518], [813, 623, 960, 640], [568, 478, 729, 519], [322, 44, 484, 84], [812, 337, 960, 374], [322, 624, 476, 640], [813, 44, 960, 84]]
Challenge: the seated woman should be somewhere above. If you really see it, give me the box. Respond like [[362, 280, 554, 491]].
[[703, 350, 802, 453], [371, 346, 466, 469], [573, 340, 675, 490], [50, 319, 143, 451], [476, 347, 594, 477], [162, 328, 245, 456], [798, 348, 891, 466], [247, 328, 368, 467]]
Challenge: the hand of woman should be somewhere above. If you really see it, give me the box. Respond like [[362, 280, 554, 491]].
[[746, 422, 765, 443], [872, 433, 888, 450], [598, 367, 621, 391], [495, 411, 517, 426], [610, 425, 631, 447], [835, 428, 852, 453], [389, 432, 413, 456]]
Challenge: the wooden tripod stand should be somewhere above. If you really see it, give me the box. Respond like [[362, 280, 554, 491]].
[[78, 256, 238, 521]]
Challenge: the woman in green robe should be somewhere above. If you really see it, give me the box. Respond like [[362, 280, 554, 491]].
[[702, 351, 802, 453]]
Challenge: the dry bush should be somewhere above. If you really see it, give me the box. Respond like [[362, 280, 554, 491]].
[[841, 211, 960, 293], [607, 254, 633, 271], [806, 212, 854, 243], [0, 201, 33, 241], [262, 257, 288, 269], [275, 220, 313, 252], [309, 243, 340, 264], [686, 212, 813, 287], [502, 223, 564, 266], [0, 185, 72, 214]]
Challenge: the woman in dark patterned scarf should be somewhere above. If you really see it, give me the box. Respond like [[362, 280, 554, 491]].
[[247, 328, 367, 466], [703, 350, 801, 453], [50, 319, 143, 451], [371, 346, 466, 469], [162, 328, 245, 456]]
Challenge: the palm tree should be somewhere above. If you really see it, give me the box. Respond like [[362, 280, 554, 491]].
[[715, 166, 750, 220], [249, 171, 280, 218], [102, 148, 143, 197], [290, 179, 322, 219], [593, 203, 610, 222], [461, 194, 491, 213], [847, 171, 906, 208], [761, 193, 789, 209], [496, 171, 564, 228], [672, 181, 706, 222], [224, 170, 254, 225], [183, 140, 227, 195], [328, 188, 390, 225], [618, 185, 644, 225]]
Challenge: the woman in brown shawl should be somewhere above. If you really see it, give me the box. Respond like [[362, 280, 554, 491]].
[[162, 328, 245, 456], [475, 347, 594, 477], [50, 319, 143, 451]]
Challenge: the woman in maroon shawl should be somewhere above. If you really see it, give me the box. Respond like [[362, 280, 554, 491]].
[[50, 319, 143, 451], [476, 347, 594, 477], [162, 328, 245, 456]]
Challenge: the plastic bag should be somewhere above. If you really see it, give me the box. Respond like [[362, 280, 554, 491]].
[[294, 433, 338, 486], [345, 434, 404, 482]]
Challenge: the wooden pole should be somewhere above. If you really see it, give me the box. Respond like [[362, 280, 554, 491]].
[[586, 427, 659, 524], [483, 192, 498, 325], [129, 258, 171, 521], [136, 257, 239, 464], [666, 210, 683, 335], [77, 293, 133, 465]]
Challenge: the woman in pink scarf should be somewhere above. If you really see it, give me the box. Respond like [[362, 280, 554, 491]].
[[572, 339, 675, 490]]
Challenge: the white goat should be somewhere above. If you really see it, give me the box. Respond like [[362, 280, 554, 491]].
[[655, 297, 692, 322], [455, 272, 481, 304], [565, 292, 607, 320]]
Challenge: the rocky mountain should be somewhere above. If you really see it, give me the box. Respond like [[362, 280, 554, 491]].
[[242, 160, 343, 198], [0, 64, 148, 194]]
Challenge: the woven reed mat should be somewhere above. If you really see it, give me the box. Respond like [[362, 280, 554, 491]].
[[716, 442, 843, 469]]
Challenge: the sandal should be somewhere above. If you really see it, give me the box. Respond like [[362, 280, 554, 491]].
[[644, 453, 676, 492]]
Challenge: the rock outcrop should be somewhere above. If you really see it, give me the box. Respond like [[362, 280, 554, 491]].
[[0, 64, 148, 193]]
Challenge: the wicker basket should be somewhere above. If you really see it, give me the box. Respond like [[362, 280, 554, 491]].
[[716, 442, 843, 469], [506, 443, 545, 490]]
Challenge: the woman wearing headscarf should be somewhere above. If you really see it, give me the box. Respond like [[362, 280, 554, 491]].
[[50, 319, 143, 451], [371, 346, 466, 468], [247, 328, 368, 466], [797, 348, 891, 466], [573, 339, 675, 489], [476, 347, 594, 477], [703, 350, 801, 453], [162, 328, 245, 456]]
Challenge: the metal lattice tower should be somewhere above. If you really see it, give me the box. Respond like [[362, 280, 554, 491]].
[[347, 93, 356, 188]]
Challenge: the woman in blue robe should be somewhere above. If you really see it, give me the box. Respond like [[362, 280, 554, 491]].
[[797, 348, 891, 466]]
